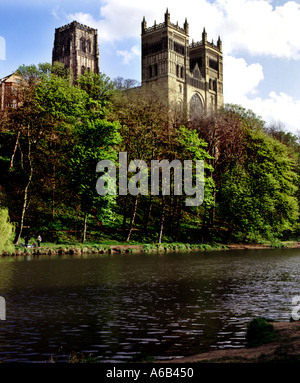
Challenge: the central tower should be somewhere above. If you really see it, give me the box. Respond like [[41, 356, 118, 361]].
[[141, 10, 223, 116], [52, 21, 100, 78]]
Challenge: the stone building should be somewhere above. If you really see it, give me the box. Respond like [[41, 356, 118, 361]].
[[52, 21, 100, 78], [0, 72, 20, 110], [141, 10, 223, 116]]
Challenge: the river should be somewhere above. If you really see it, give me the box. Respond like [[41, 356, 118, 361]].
[[0, 248, 299, 362]]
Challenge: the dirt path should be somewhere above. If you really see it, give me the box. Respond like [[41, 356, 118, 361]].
[[166, 321, 300, 363], [226, 242, 300, 250]]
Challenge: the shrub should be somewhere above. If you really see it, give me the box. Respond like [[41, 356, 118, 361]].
[[246, 317, 277, 347], [0, 207, 15, 253]]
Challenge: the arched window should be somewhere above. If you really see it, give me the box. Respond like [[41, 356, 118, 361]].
[[153, 63, 158, 77], [178, 99, 183, 111], [190, 93, 203, 118], [81, 66, 85, 75], [149, 65, 153, 78], [86, 39, 91, 53], [80, 37, 86, 52], [211, 96, 215, 110], [176, 64, 180, 77], [180, 66, 184, 78]]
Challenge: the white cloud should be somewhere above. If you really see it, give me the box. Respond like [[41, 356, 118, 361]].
[[66, 12, 100, 29], [66, 0, 300, 59], [66, 0, 221, 43], [223, 55, 264, 100], [51, 6, 60, 20], [242, 92, 300, 132], [223, 54, 300, 132], [117, 45, 140, 65], [217, 0, 300, 58], [0, 36, 6, 61]]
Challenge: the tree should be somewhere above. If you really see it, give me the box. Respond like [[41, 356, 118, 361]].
[[111, 88, 171, 241], [166, 125, 215, 243], [218, 116, 299, 242], [4, 64, 42, 245], [69, 119, 121, 243], [113, 77, 140, 91], [0, 207, 15, 253], [70, 72, 122, 243], [0, 63, 87, 244]]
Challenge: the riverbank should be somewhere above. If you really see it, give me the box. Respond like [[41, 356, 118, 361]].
[[167, 320, 300, 363], [2, 240, 300, 257], [1, 242, 226, 257]]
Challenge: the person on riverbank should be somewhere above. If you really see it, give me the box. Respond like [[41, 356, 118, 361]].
[[37, 235, 42, 247], [25, 235, 31, 247]]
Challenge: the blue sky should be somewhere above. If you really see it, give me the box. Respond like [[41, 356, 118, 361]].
[[1, 0, 300, 133]]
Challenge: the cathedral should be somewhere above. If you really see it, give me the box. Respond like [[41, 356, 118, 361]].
[[141, 10, 223, 115], [52, 21, 100, 78], [1, 11, 223, 115]]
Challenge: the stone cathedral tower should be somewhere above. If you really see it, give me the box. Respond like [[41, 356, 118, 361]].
[[141, 10, 223, 116], [52, 21, 100, 78]]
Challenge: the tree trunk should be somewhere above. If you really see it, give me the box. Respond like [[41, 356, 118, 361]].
[[210, 186, 216, 226], [144, 195, 152, 235], [225, 226, 233, 243], [201, 205, 210, 243], [9, 130, 20, 170], [82, 212, 87, 244], [126, 195, 138, 242], [158, 198, 166, 244], [14, 138, 33, 245], [169, 196, 176, 232], [174, 198, 182, 242], [122, 195, 128, 235], [52, 164, 56, 220]]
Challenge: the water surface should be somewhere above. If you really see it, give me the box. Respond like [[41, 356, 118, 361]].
[[0, 248, 299, 362]]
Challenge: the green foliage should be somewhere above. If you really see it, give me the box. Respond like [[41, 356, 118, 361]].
[[69, 118, 121, 214], [1, 61, 300, 249], [0, 207, 15, 253], [246, 318, 277, 347], [218, 114, 299, 242], [76, 71, 116, 118], [224, 103, 265, 130]]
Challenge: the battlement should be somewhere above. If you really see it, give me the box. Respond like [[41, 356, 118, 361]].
[[143, 21, 187, 35], [142, 9, 189, 35], [52, 20, 99, 78], [190, 39, 222, 52], [55, 21, 97, 34]]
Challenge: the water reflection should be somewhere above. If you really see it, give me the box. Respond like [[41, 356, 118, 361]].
[[0, 249, 299, 362]]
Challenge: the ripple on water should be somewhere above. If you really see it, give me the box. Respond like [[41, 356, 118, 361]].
[[0, 249, 299, 361]]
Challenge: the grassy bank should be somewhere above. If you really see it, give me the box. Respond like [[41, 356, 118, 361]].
[[1, 238, 299, 257], [1, 241, 229, 257]]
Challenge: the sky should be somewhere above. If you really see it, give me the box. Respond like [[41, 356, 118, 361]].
[[1, 0, 300, 133]]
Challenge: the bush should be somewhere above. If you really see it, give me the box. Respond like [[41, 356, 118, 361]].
[[246, 317, 277, 347], [0, 207, 15, 253]]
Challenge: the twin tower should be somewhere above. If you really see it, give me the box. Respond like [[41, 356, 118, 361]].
[[52, 10, 223, 115]]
